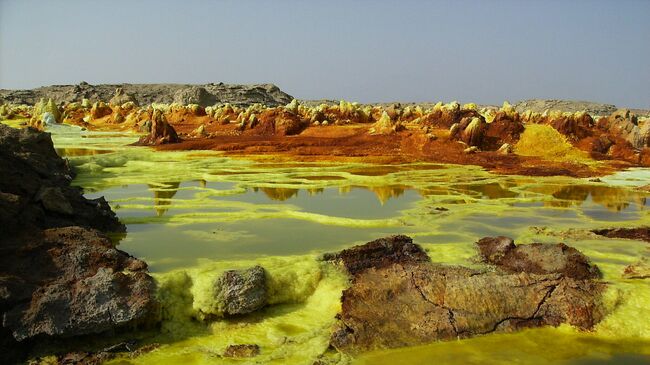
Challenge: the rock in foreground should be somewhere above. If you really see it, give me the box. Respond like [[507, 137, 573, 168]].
[[327, 235, 606, 354], [0, 124, 124, 233], [2, 227, 157, 341], [215, 265, 267, 316], [0, 124, 156, 363]]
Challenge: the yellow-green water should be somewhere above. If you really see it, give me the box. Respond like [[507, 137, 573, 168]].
[[45, 124, 650, 364]]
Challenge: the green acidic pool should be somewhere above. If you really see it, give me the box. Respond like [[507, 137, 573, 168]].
[[48, 125, 650, 365]]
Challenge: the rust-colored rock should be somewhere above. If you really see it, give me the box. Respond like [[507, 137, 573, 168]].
[[622, 258, 650, 279], [597, 109, 643, 149], [548, 113, 594, 141], [136, 109, 180, 145], [590, 135, 614, 154], [458, 116, 485, 147], [424, 105, 481, 129], [481, 116, 524, 151], [90, 101, 113, 119], [252, 109, 308, 136], [329, 235, 606, 354]]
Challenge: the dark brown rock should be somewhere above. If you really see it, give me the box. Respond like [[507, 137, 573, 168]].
[[223, 344, 260, 358], [321, 235, 429, 276], [591, 135, 614, 154], [592, 227, 650, 243], [329, 235, 606, 354], [476, 237, 601, 280], [481, 115, 525, 150], [0, 125, 154, 362]]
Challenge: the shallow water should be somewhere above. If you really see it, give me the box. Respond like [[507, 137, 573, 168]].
[[47, 125, 650, 365]]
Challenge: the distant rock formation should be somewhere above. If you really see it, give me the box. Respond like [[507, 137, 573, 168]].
[[0, 82, 293, 107], [597, 109, 645, 149], [108, 87, 138, 106], [135, 109, 180, 145], [515, 99, 618, 116]]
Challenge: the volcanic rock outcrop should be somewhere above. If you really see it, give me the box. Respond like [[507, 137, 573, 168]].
[[326, 235, 606, 354], [0, 124, 157, 363], [1, 227, 157, 341], [0, 124, 123, 233]]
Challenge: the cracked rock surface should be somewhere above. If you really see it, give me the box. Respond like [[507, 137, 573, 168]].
[[328, 235, 606, 354], [2, 227, 158, 341]]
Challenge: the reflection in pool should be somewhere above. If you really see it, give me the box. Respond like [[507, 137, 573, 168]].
[[49, 127, 650, 365]]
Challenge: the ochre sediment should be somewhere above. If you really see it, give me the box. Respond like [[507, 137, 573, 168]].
[[2, 94, 649, 176]]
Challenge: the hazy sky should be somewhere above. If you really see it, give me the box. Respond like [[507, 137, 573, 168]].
[[1, 0, 649, 107]]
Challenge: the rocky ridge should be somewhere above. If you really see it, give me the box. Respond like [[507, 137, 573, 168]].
[[0, 82, 294, 108]]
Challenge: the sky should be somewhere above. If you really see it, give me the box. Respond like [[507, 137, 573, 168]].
[[1, 0, 649, 107]]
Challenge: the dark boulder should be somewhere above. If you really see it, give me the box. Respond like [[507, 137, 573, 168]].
[[0, 124, 124, 234], [1, 227, 158, 341], [215, 265, 267, 316], [321, 235, 429, 276]]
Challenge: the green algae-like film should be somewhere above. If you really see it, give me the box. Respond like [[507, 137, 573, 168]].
[[47, 126, 650, 364]]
